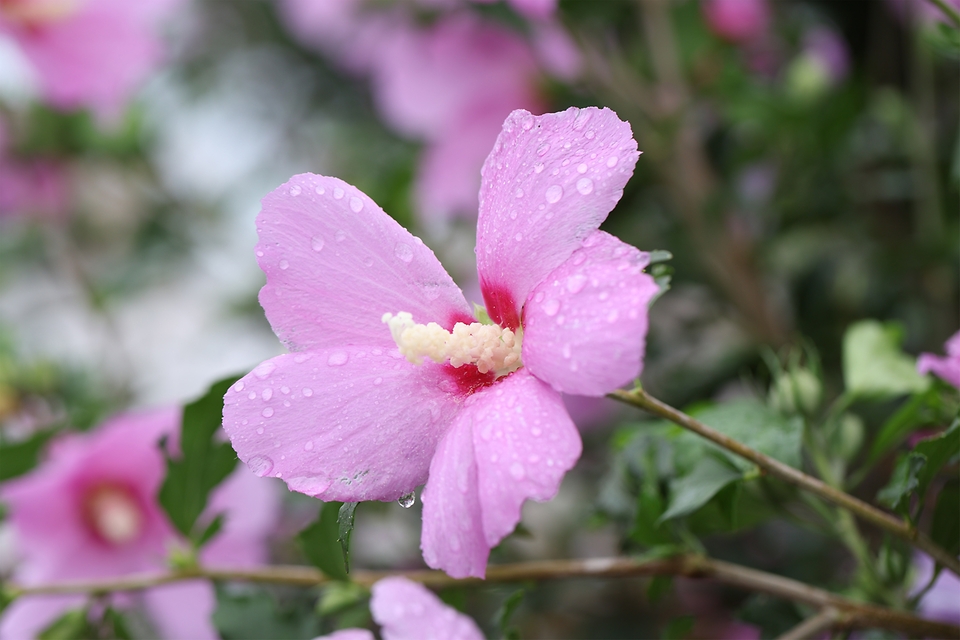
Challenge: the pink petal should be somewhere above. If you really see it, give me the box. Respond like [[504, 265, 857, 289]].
[[371, 577, 484, 640], [702, 0, 770, 43], [470, 369, 581, 546], [222, 347, 462, 502], [420, 369, 581, 577], [476, 107, 640, 329], [0, 594, 84, 640], [507, 0, 557, 20], [917, 353, 960, 390], [200, 466, 281, 567], [256, 174, 473, 352], [419, 412, 488, 578], [522, 231, 659, 396], [143, 581, 218, 640], [314, 630, 376, 640], [944, 330, 960, 357]]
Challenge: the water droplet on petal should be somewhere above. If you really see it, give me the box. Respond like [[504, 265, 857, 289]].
[[543, 298, 561, 316], [607, 310, 619, 323], [537, 143, 550, 157], [515, 232, 523, 241], [289, 185, 301, 196], [545, 185, 563, 204], [233, 381, 245, 392], [373, 377, 383, 386], [304, 441, 314, 451], [256, 426, 264, 435], [262, 407, 274, 418], [334, 230, 347, 242], [534, 162, 544, 174], [576, 177, 594, 195], [349, 196, 363, 212], [315, 185, 325, 195], [566, 274, 587, 294], [248, 391, 257, 400], [398, 491, 416, 508], [248, 455, 273, 477], [531, 426, 542, 436], [585, 130, 596, 139], [515, 188, 524, 198], [606, 156, 619, 168], [262, 388, 273, 401], [278, 259, 289, 270], [577, 163, 588, 174], [333, 187, 345, 200], [395, 243, 413, 263], [302, 387, 313, 397], [510, 462, 526, 480], [253, 362, 276, 379], [281, 386, 290, 394], [562, 344, 572, 359], [311, 235, 325, 252]]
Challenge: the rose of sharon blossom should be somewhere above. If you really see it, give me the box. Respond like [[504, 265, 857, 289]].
[[0, 0, 183, 119], [316, 576, 483, 640], [223, 106, 658, 578], [917, 330, 960, 389], [0, 408, 279, 639], [702, 0, 770, 43]]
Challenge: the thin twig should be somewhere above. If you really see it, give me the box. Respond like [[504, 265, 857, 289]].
[[775, 607, 841, 640], [5, 555, 957, 637], [609, 387, 960, 578]]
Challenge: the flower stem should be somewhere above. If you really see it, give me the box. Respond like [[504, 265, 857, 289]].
[[609, 387, 960, 577], [5, 555, 957, 637]]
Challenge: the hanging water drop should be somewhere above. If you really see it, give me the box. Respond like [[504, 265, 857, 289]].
[[398, 491, 416, 508]]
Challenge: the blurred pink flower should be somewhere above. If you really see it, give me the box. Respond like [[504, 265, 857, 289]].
[[917, 330, 960, 389], [702, 0, 770, 43], [316, 576, 483, 640], [886, 0, 960, 26], [470, 0, 555, 21], [912, 553, 960, 625], [0, 0, 183, 120], [0, 407, 280, 639], [222, 107, 656, 578], [0, 117, 69, 221], [801, 26, 850, 85]]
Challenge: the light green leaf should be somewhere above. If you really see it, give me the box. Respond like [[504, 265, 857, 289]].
[[689, 399, 804, 470], [843, 321, 930, 398], [659, 457, 742, 523]]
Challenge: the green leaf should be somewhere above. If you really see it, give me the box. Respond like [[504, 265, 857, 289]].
[[213, 586, 320, 640], [648, 250, 674, 264], [38, 609, 94, 640], [843, 321, 930, 399], [867, 390, 933, 465], [659, 457, 742, 523], [931, 479, 960, 557], [647, 575, 673, 604], [662, 615, 695, 640], [298, 501, 349, 580], [876, 452, 925, 513], [338, 502, 358, 574], [495, 588, 526, 639], [912, 419, 960, 498], [0, 430, 54, 481], [689, 399, 804, 470], [158, 376, 240, 537], [195, 513, 227, 549], [317, 582, 368, 616]]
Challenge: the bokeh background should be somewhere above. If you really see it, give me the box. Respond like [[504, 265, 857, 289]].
[[0, 0, 957, 638]]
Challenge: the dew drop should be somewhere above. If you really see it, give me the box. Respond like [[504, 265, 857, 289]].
[[373, 377, 383, 386], [515, 232, 523, 242], [515, 188, 524, 198], [576, 177, 594, 195], [262, 407, 274, 418], [543, 298, 561, 316], [333, 187, 345, 200], [248, 391, 257, 400], [395, 243, 413, 263], [289, 184, 301, 196], [303, 387, 314, 397], [534, 162, 545, 174], [253, 361, 276, 379], [248, 455, 273, 477], [398, 491, 416, 508], [315, 185, 325, 195], [577, 163, 588, 174], [531, 426, 542, 436], [537, 143, 550, 157], [534, 291, 545, 303], [510, 462, 526, 480], [606, 156, 619, 168], [328, 351, 349, 366], [562, 344, 572, 359], [233, 381, 245, 392], [545, 185, 563, 204], [311, 235, 325, 252], [304, 441, 314, 451], [256, 427, 264, 435], [566, 274, 587, 294], [256, 249, 264, 257], [334, 230, 347, 243], [607, 309, 619, 323], [262, 388, 273, 401], [278, 259, 289, 270], [585, 130, 596, 139], [349, 196, 363, 212], [281, 386, 290, 394]]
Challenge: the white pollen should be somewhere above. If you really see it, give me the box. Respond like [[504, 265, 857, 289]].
[[382, 311, 523, 377]]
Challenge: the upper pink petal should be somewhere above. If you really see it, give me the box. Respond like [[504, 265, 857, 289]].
[[256, 174, 473, 352], [222, 347, 462, 502], [370, 576, 484, 640], [522, 231, 659, 396], [917, 353, 960, 390], [476, 107, 640, 330], [143, 581, 219, 640], [702, 0, 770, 43], [470, 369, 581, 546], [420, 411, 488, 578], [420, 369, 581, 577], [944, 330, 960, 357]]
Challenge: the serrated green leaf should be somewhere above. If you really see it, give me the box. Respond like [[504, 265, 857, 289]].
[[659, 457, 742, 523], [158, 376, 240, 537], [843, 321, 930, 399], [338, 502, 358, 574], [931, 479, 960, 557], [298, 501, 348, 580], [689, 399, 804, 470], [0, 430, 54, 481], [38, 609, 93, 640], [876, 452, 926, 513]]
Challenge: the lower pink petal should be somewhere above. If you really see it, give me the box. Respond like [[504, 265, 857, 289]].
[[522, 231, 659, 396], [0, 594, 84, 640], [420, 413, 489, 578], [143, 581, 218, 640], [470, 369, 581, 546], [223, 347, 462, 502], [370, 576, 484, 640]]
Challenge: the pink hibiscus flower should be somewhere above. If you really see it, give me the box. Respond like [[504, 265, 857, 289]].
[[0, 116, 69, 222], [0, 0, 183, 119], [702, 0, 770, 44], [222, 106, 657, 578], [0, 407, 280, 639], [917, 330, 960, 390], [318, 576, 484, 640]]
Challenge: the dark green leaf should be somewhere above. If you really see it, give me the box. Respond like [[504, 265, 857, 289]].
[[338, 502, 358, 574], [659, 457, 742, 523], [647, 575, 673, 604], [0, 430, 54, 481], [317, 582, 368, 616], [868, 389, 935, 464], [689, 399, 804, 470], [38, 609, 93, 640], [843, 321, 929, 399], [101, 608, 134, 640], [158, 376, 240, 537], [496, 588, 526, 639], [662, 615, 694, 640], [912, 420, 960, 499], [195, 513, 227, 549], [876, 452, 925, 513], [298, 501, 349, 580], [213, 586, 320, 640], [931, 479, 960, 556]]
